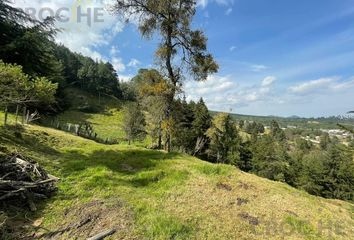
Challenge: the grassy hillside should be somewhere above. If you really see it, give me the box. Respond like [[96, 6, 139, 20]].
[[42, 88, 126, 141], [0, 122, 353, 239]]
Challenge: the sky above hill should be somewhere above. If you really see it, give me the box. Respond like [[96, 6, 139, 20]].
[[12, 0, 354, 117]]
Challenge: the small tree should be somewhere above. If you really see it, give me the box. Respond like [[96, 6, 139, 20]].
[[0, 61, 58, 125], [192, 98, 212, 155], [0, 61, 30, 125], [122, 103, 146, 144], [131, 69, 172, 149], [30, 77, 58, 111], [251, 134, 290, 182], [206, 113, 241, 164], [270, 120, 286, 141]]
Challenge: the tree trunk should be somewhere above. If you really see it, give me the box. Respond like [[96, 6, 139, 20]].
[[26, 110, 30, 124], [158, 121, 162, 149], [4, 105, 8, 126], [164, 23, 176, 153], [15, 105, 19, 125], [22, 106, 26, 125]]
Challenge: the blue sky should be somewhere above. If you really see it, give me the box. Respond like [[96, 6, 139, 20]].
[[13, 0, 354, 117]]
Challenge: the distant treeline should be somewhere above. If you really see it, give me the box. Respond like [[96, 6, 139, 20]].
[[213, 112, 354, 130]]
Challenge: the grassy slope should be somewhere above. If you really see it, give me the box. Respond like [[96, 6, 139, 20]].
[[42, 88, 126, 141], [0, 121, 353, 239]]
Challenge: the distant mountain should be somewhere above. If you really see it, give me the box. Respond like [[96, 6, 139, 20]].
[[287, 115, 301, 119]]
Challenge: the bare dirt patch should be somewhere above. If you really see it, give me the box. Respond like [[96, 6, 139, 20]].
[[216, 182, 232, 191], [236, 198, 249, 206], [238, 212, 260, 226], [237, 181, 255, 190], [34, 199, 138, 240]]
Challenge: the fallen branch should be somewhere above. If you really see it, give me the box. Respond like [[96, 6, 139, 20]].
[[0, 153, 58, 211], [87, 229, 116, 240], [38, 216, 94, 238]]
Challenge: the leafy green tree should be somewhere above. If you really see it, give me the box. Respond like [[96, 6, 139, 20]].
[[192, 98, 212, 156], [239, 120, 245, 130], [245, 121, 265, 136], [172, 98, 195, 152], [322, 145, 353, 200], [270, 120, 286, 141], [30, 77, 58, 111], [0, 1, 64, 84], [77, 58, 97, 91], [122, 103, 146, 145], [0, 61, 30, 124], [113, 0, 218, 151], [207, 113, 241, 164], [251, 134, 290, 182], [319, 133, 331, 150], [0, 61, 30, 105], [297, 150, 327, 196], [257, 123, 265, 134], [236, 141, 254, 172], [297, 145, 354, 201], [0, 61, 58, 124], [295, 138, 313, 153], [119, 82, 136, 101], [192, 98, 212, 137], [54, 45, 82, 86], [131, 69, 172, 149]]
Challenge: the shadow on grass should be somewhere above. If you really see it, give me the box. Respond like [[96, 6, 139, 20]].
[[59, 148, 180, 176], [0, 125, 60, 156], [61, 149, 192, 199]]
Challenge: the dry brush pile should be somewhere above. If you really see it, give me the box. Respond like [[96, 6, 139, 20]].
[[0, 153, 59, 211]]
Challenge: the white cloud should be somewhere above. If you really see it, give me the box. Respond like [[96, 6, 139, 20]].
[[262, 76, 276, 87], [229, 46, 237, 52], [119, 74, 133, 82], [330, 78, 354, 90], [197, 0, 234, 8], [215, 0, 234, 6], [11, 0, 124, 61], [110, 46, 120, 56], [288, 77, 339, 94], [197, 0, 209, 8], [127, 58, 141, 68], [111, 21, 124, 34], [251, 64, 268, 72], [225, 8, 232, 15], [185, 75, 237, 97], [80, 47, 106, 62], [185, 74, 278, 111], [111, 57, 125, 73]]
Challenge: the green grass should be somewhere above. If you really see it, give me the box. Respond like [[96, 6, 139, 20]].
[[52, 109, 125, 139], [41, 88, 127, 141], [284, 215, 320, 240], [0, 119, 353, 239]]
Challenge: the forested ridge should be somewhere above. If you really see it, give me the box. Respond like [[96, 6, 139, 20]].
[[0, 0, 353, 239]]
